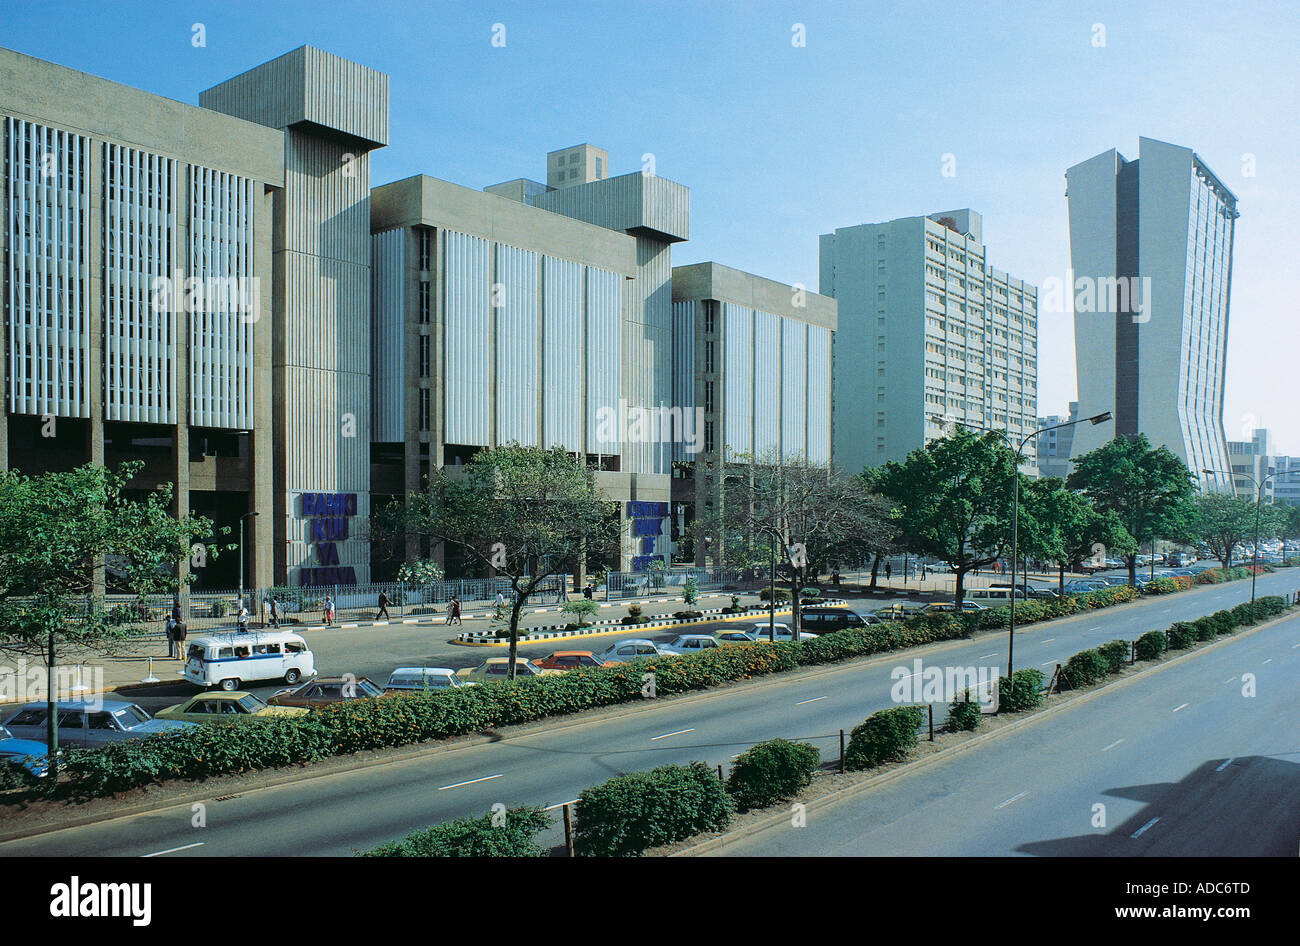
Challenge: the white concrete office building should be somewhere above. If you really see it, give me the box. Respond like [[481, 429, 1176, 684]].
[[820, 209, 1039, 473], [1066, 137, 1237, 491]]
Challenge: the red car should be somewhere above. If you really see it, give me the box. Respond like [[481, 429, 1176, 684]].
[[533, 650, 617, 671]]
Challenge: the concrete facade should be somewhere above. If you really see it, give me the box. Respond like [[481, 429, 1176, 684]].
[[1036, 402, 1079, 480], [821, 210, 1039, 474], [0, 45, 282, 591], [1066, 137, 1237, 492]]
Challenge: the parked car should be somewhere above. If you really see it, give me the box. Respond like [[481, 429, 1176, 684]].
[[595, 639, 674, 663], [0, 724, 52, 778], [269, 676, 388, 708], [183, 630, 317, 691], [156, 691, 309, 724], [456, 657, 559, 682], [533, 650, 617, 671], [870, 604, 930, 621], [1063, 578, 1109, 594], [744, 623, 816, 642], [800, 606, 881, 633], [384, 667, 467, 692], [658, 635, 721, 656], [1, 700, 196, 748]]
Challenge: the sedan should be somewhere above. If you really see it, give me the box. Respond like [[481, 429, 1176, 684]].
[[269, 676, 387, 708], [385, 668, 469, 691], [0, 724, 52, 779], [2, 700, 196, 748], [156, 692, 309, 724], [658, 635, 721, 656], [456, 658, 560, 682], [596, 639, 675, 663], [533, 651, 617, 671]]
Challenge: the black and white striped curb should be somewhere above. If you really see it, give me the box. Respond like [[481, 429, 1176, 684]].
[[455, 599, 850, 644]]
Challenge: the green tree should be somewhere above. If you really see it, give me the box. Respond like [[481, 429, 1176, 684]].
[[395, 558, 444, 584], [879, 429, 1017, 608], [560, 597, 599, 627], [693, 451, 889, 635], [855, 466, 903, 590], [1180, 492, 1260, 569], [1067, 435, 1197, 585], [1023, 477, 1137, 592], [380, 446, 620, 678], [0, 462, 217, 780]]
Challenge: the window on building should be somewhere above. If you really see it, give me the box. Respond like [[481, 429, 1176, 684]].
[[596, 157, 604, 178], [419, 335, 430, 378], [418, 282, 430, 324], [704, 420, 715, 454], [704, 341, 714, 373], [418, 389, 431, 431], [704, 380, 714, 414], [418, 228, 431, 271]]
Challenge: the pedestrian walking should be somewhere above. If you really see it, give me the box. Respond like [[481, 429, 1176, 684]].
[[324, 595, 336, 626], [832, 568, 841, 590], [556, 575, 567, 603], [495, 591, 506, 608], [236, 599, 250, 633], [172, 617, 187, 658], [885, 562, 893, 581], [376, 590, 391, 621], [268, 596, 280, 628], [447, 596, 462, 625], [172, 598, 182, 627], [164, 615, 177, 658]]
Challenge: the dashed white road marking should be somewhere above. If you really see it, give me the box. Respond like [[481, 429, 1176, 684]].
[[650, 728, 695, 741], [1171, 703, 1189, 712], [1215, 758, 1235, 772], [795, 696, 826, 705], [1101, 738, 1125, 752], [1262, 658, 1272, 664], [1089, 626, 1101, 631], [1131, 817, 1160, 839], [995, 791, 1028, 810], [438, 774, 503, 790], [978, 653, 997, 660], [1040, 638, 1055, 643], [143, 842, 204, 857]]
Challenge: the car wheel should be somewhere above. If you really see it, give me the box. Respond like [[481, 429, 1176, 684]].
[[219, 678, 240, 692], [284, 668, 301, 685]]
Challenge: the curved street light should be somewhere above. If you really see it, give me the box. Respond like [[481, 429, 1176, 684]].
[[1006, 411, 1112, 688]]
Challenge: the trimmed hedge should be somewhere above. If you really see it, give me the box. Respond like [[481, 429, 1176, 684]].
[[726, 738, 821, 811], [359, 806, 550, 857], [946, 691, 983, 731], [573, 761, 733, 857], [1134, 630, 1167, 661], [998, 668, 1045, 712], [1167, 621, 1197, 650], [1097, 639, 1130, 674], [845, 706, 924, 770], [1058, 649, 1109, 690]]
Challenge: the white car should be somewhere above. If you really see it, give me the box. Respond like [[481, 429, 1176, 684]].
[[718, 624, 816, 643], [385, 667, 471, 691], [596, 639, 674, 663], [658, 634, 721, 656]]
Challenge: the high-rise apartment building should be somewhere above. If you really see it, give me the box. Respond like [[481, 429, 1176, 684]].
[[1066, 137, 1237, 491], [820, 209, 1039, 473]]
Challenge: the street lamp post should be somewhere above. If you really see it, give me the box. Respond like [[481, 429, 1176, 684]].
[[1201, 467, 1298, 605], [1007, 412, 1112, 688]]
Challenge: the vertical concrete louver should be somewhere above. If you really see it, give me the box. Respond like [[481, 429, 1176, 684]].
[[5, 118, 91, 419], [188, 165, 254, 430]]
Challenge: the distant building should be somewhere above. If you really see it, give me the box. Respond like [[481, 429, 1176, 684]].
[[820, 209, 1039, 474], [1037, 402, 1079, 479], [1066, 137, 1237, 492]]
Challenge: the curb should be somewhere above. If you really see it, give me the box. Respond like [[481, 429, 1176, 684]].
[[668, 604, 1298, 856], [451, 600, 851, 645]]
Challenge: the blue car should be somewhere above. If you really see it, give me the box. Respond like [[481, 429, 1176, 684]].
[[1, 699, 196, 749], [0, 724, 52, 778]]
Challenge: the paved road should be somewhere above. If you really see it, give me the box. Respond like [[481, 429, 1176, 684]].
[[710, 608, 1300, 856], [3, 569, 1294, 856]]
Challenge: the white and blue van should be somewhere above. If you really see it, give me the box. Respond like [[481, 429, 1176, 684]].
[[183, 631, 317, 691]]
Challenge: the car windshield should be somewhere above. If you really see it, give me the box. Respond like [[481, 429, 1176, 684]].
[[358, 680, 383, 696], [113, 705, 150, 727], [236, 695, 267, 713], [0, 726, 11, 739]]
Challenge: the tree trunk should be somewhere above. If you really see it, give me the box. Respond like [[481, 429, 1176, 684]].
[[46, 624, 58, 784], [1058, 563, 1065, 596], [507, 583, 523, 680], [954, 567, 966, 609], [869, 552, 882, 590], [789, 569, 802, 637], [1127, 555, 1137, 586]]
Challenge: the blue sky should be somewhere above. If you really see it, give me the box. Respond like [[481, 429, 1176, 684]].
[[3, 0, 1297, 450]]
